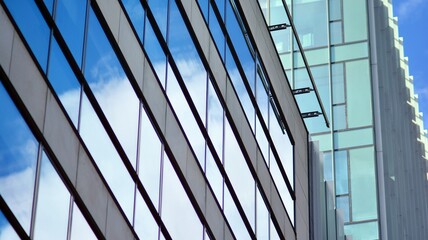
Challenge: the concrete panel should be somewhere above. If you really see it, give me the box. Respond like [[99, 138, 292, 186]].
[[185, 150, 206, 211], [105, 197, 134, 239], [43, 91, 79, 184], [142, 68, 167, 134], [9, 33, 47, 131], [209, 45, 227, 97], [118, 12, 145, 89], [96, 0, 121, 41], [165, 107, 187, 171], [0, 7, 14, 74], [76, 145, 109, 234]]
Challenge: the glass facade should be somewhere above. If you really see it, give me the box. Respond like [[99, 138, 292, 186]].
[[0, 0, 306, 239], [260, 0, 378, 239]]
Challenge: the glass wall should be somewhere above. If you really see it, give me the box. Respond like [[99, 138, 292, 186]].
[[259, 0, 379, 239]]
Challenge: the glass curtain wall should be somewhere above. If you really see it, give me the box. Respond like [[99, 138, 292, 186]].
[[259, 0, 379, 239]]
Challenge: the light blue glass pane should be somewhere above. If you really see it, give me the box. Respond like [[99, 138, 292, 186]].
[[331, 63, 344, 104], [0, 83, 38, 234], [329, 0, 342, 21], [70, 203, 97, 240], [205, 148, 223, 203], [122, 0, 145, 41], [349, 147, 377, 221], [4, 0, 50, 71], [334, 128, 373, 149], [346, 59, 372, 128], [323, 151, 333, 181], [207, 79, 224, 155], [294, 0, 328, 49], [55, 0, 87, 66], [344, 221, 379, 240], [272, 29, 291, 53], [333, 105, 346, 130], [33, 152, 70, 240], [161, 155, 203, 239], [270, 0, 290, 25], [223, 189, 251, 239], [47, 39, 81, 127], [343, 0, 367, 42], [334, 150, 348, 194], [0, 210, 20, 240], [330, 21, 343, 45], [336, 196, 349, 222], [197, 0, 209, 21], [331, 42, 368, 62]]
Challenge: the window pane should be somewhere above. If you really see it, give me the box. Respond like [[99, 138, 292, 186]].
[[134, 193, 158, 239], [336, 196, 349, 222], [334, 128, 373, 149], [55, 0, 87, 66], [333, 105, 346, 130], [4, 0, 50, 70], [331, 63, 345, 104], [344, 221, 379, 240], [349, 147, 377, 221], [161, 155, 203, 239], [343, 0, 367, 42], [334, 150, 348, 195], [294, 0, 328, 49], [79, 94, 135, 221], [330, 21, 343, 45], [47, 39, 81, 127], [148, 0, 168, 39], [331, 42, 368, 62], [84, 8, 140, 164], [224, 120, 256, 230], [70, 203, 97, 240], [34, 151, 70, 240], [0, 83, 38, 234], [329, 0, 342, 21], [138, 107, 162, 208], [346, 59, 372, 128], [0, 210, 20, 240], [256, 188, 269, 240], [323, 151, 333, 181]]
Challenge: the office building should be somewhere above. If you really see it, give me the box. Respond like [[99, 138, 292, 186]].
[[0, 0, 323, 239], [259, 0, 428, 239]]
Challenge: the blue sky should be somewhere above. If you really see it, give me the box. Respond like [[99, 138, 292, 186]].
[[393, 0, 428, 128]]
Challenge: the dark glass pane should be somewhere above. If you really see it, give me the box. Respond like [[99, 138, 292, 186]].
[[4, 0, 50, 70], [0, 83, 38, 234]]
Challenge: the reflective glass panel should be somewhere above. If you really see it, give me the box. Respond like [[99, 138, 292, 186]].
[[256, 189, 269, 240], [336, 196, 349, 222], [294, 0, 328, 49], [34, 151, 70, 240], [138, 107, 162, 208], [79, 94, 135, 221], [0, 83, 38, 234], [4, 0, 50, 70], [334, 150, 348, 195], [70, 202, 97, 240], [161, 155, 203, 239], [55, 0, 87, 66], [84, 8, 140, 165], [134, 192, 159, 239], [343, 0, 367, 42], [330, 21, 343, 45], [122, 0, 145, 41], [47, 38, 81, 127]]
